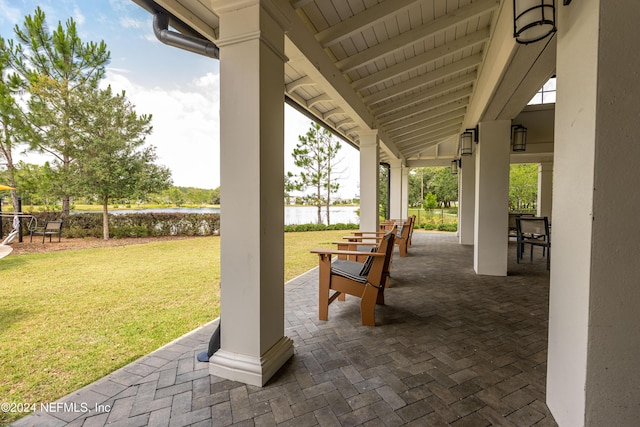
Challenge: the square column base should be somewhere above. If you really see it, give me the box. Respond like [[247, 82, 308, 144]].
[[209, 336, 294, 386]]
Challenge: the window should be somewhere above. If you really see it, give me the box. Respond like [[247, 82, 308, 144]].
[[528, 77, 556, 105]]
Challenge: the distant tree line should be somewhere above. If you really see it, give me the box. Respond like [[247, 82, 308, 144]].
[[0, 162, 219, 209], [0, 7, 171, 239]]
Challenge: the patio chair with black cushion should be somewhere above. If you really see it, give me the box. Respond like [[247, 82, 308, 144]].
[[30, 220, 63, 243], [516, 216, 551, 270], [311, 231, 395, 326]]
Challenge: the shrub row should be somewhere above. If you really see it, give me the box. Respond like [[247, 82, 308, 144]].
[[420, 223, 458, 232], [1, 212, 221, 239]]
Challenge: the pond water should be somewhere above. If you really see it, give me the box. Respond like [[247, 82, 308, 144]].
[[74, 205, 360, 225]]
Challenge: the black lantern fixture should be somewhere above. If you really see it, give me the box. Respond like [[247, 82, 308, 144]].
[[460, 126, 478, 156], [451, 159, 461, 175], [512, 124, 527, 152], [513, 0, 557, 45]]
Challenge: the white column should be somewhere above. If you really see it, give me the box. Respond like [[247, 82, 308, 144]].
[[389, 158, 403, 219], [547, 1, 640, 425], [537, 162, 553, 220], [359, 131, 379, 231], [210, 1, 293, 387], [473, 121, 511, 276], [458, 154, 476, 245], [401, 166, 409, 217]]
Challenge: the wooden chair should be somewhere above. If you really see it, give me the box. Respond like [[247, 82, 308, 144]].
[[516, 216, 551, 270], [333, 226, 397, 288], [346, 218, 412, 257], [30, 220, 63, 243], [311, 231, 395, 326]]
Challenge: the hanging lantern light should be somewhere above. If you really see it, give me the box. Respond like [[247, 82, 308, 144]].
[[512, 124, 527, 152], [513, 0, 557, 45], [459, 126, 478, 156], [451, 159, 460, 175]]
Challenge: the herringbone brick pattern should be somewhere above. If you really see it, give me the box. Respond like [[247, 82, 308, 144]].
[[13, 232, 556, 426]]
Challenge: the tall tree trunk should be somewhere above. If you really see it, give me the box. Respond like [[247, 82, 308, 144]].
[[102, 197, 110, 240], [62, 196, 71, 216], [316, 182, 322, 225], [326, 171, 331, 226]]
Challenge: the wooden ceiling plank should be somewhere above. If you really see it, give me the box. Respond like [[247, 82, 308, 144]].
[[382, 99, 468, 130], [394, 120, 463, 145], [316, 0, 420, 47], [373, 72, 476, 116], [364, 53, 482, 105], [396, 124, 462, 149], [387, 107, 467, 138], [335, 0, 498, 73], [352, 28, 489, 91], [378, 87, 471, 125]]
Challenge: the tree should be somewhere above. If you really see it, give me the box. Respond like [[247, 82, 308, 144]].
[[379, 164, 389, 219], [424, 192, 438, 212], [509, 164, 538, 211], [0, 38, 26, 212], [12, 161, 59, 209], [3, 7, 111, 215], [288, 122, 342, 225], [431, 167, 458, 207], [74, 86, 171, 239]]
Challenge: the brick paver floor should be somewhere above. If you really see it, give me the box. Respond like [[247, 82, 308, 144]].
[[12, 232, 557, 426]]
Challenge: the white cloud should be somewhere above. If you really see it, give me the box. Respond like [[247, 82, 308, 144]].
[[120, 16, 144, 29], [0, 0, 23, 26], [73, 6, 85, 25], [103, 71, 221, 189]]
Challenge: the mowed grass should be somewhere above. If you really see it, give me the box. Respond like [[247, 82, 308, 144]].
[[0, 230, 346, 424]]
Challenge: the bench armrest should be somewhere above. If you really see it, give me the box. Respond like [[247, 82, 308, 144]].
[[311, 249, 385, 257]]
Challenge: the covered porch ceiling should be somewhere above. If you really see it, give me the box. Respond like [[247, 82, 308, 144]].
[[134, 0, 556, 167]]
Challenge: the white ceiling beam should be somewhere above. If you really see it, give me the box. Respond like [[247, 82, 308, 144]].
[[373, 73, 476, 116], [352, 29, 489, 92], [307, 93, 331, 108], [315, 0, 420, 48], [334, 117, 356, 128], [336, 0, 499, 73], [323, 107, 345, 121], [382, 99, 468, 131], [364, 54, 482, 106], [287, 91, 358, 146], [285, 75, 316, 93], [378, 88, 471, 126], [403, 136, 456, 157], [281, 5, 404, 161], [396, 124, 462, 148], [291, 0, 314, 10], [387, 108, 467, 138]]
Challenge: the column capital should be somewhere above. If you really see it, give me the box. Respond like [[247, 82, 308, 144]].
[[214, 0, 289, 62], [358, 130, 379, 147], [212, 0, 291, 31]]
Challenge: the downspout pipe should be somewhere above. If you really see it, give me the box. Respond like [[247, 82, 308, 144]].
[[153, 11, 219, 59]]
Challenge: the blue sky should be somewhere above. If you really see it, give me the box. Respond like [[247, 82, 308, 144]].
[[0, 0, 360, 197]]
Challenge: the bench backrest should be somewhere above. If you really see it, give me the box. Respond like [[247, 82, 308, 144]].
[[45, 221, 63, 231], [365, 231, 395, 287]]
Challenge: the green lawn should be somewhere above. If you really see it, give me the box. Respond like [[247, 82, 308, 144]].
[[0, 230, 346, 425]]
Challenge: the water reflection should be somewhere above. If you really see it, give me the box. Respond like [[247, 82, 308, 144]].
[[74, 205, 359, 225]]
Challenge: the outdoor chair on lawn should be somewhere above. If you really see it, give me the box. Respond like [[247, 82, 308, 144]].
[[516, 216, 551, 270], [311, 231, 395, 326], [30, 220, 63, 243]]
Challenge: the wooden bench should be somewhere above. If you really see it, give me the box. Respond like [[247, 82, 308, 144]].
[[311, 231, 395, 326], [346, 217, 412, 256], [30, 220, 63, 243]]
